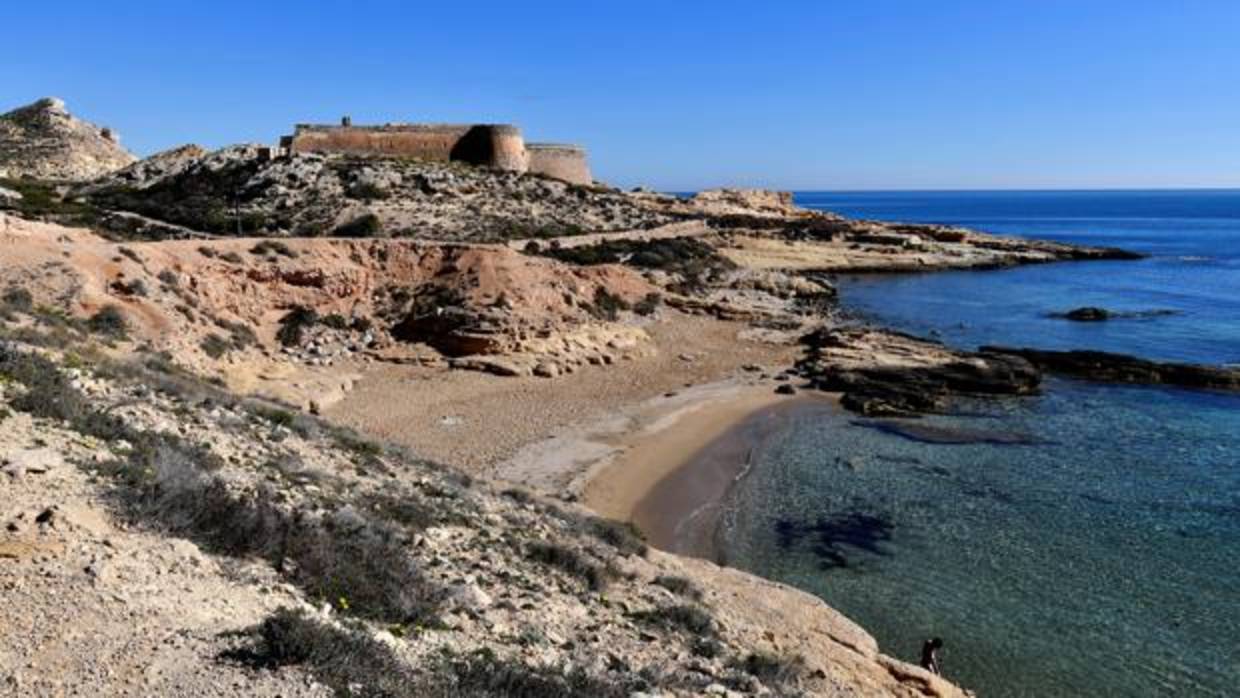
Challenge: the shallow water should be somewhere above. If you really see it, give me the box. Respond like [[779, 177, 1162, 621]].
[[716, 191, 1240, 696]]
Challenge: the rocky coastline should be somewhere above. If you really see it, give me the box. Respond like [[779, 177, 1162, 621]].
[[7, 96, 1234, 697]]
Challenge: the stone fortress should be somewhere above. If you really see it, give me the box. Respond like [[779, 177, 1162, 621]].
[[280, 116, 592, 185]]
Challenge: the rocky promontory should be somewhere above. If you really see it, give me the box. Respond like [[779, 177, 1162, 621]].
[[0, 98, 135, 181]]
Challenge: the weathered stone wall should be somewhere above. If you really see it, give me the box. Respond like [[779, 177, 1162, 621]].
[[282, 123, 591, 183], [285, 123, 528, 172], [526, 143, 591, 185]]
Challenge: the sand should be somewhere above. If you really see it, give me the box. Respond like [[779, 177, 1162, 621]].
[[324, 311, 800, 473]]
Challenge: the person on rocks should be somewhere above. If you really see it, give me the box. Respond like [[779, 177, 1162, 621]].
[[920, 637, 944, 675]]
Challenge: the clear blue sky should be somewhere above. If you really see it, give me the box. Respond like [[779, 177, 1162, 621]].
[[3, 1, 1238, 191]]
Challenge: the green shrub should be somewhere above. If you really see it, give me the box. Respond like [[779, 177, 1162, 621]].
[[633, 293, 662, 316], [219, 251, 244, 264], [320, 313, 349, 330], [652, 575, 702, 601], [2, 287, 34, 313], [250, 240, 298, 258], [730, 652, 805, 687], [200, 333, 231, 359], [157, 269, 180, 288], [346, 182, 390, 201], [583, 516, 647, 557], [587, 288, 630, 322], [631, 603, 715, 636], [87, 305, 128, 338], [332, 213, 382, 238], [527, 542, 615, 591], [275, 306, 318, 347]]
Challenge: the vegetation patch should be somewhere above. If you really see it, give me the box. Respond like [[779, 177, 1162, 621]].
[[652, 575, 703, 601], [332, 213, 383, 238], [730, 651, 805, 688], [86, 305, 128, 338], [250, 240, 298, 258], [630, 603, 715, 637], [275, 306, 318, 347], [527, 541, 615, 591]]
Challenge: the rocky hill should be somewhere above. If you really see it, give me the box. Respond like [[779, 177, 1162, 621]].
[[0, 281, 966, 697], [0, 98, 135, 181], [83, 145, 676, 241]]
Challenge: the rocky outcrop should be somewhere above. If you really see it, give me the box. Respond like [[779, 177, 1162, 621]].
[[799, 328, 1041, 415], [82, 145, 676, 241], [0, 97, 135, 180], [982, 346, 1240, 392]]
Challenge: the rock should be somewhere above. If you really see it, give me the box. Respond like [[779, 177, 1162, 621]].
[[448, 582, 493, 612], [2, 449, 62, 478], [0, 185, 21, 203], [774, 383, 797, 395], [0, 97, 136, 180], [799, 328, 1041, 416], [533, 362, 559, 378], [1060, 306, 1110, 321], [982, 346, 1240, 392]]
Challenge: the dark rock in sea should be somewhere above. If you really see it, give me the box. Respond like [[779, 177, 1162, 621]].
[[798, 328, 1042, 416], [981, 347, 1240, 391], [1048, 307, 1180, 322], [1061, 306, 1111, 321]]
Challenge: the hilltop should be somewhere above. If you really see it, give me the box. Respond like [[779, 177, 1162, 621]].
[[0, 98, 136, 181]]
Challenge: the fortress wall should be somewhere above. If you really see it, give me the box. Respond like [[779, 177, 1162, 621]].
[[525, 144, 591, 185], [287, 125, 472, 161], [286, 124, 528, 171]]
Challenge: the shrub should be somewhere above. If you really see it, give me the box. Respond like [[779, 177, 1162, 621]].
[[730, 652, 805, 687], [250, 240, 298, 258], [346, 182, 390, 201], [630, 603, 715, 637], [332, 213, 383, 238], [449, 649, 637, 698], [582, 516, 647, 557], [587, 288, 630, 322], [632, 293, 662, 316], [117, 246, 142, 264], [275, 306, 318, 347], [86, 305, 128, 338], [225, 607, 419, 696], [200, 333, 231, 359], [320, 313, 349, 330], [197, 246, 217, 259], [219, 251, 244, 264], [110, 278, 148, 297], [652, 575, 703, 601], [2, 287, 34, 313], [156, 269, 180, 288], [214, 318, 257, 350], [527, 542, 615, 591]]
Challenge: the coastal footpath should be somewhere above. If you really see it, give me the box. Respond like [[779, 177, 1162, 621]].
[[8, 97, 1233, 696]]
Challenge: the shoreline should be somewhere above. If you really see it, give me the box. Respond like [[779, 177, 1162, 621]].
[[623, 394, 838, 560], [493, 374, 838, 559]]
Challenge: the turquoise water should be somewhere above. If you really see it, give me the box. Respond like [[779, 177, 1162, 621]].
[[716, 191, 1240, 696]]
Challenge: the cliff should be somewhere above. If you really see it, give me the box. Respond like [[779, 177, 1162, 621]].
[[0, 98, 136, 181]]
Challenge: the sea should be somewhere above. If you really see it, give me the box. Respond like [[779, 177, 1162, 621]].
[[716, 191, 1240, 697]]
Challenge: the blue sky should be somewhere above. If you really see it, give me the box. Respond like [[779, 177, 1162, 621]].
[[2, 1, 1238, 190]]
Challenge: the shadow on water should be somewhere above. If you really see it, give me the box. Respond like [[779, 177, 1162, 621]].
[[775, 512, 894, 570]]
